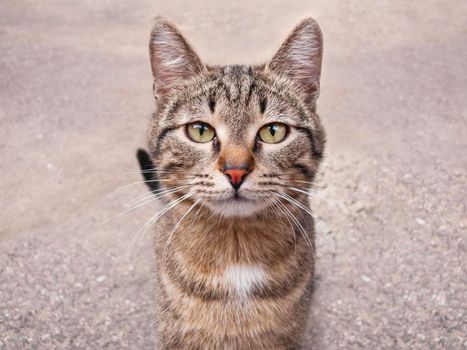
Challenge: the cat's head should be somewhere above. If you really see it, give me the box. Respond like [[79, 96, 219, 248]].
[[138, 17, 325, 218]]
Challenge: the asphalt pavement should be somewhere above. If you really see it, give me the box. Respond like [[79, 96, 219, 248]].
[[1, 1, 466, 349]]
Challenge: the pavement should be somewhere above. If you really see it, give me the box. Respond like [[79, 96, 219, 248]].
[[0, 0, 466, 349]]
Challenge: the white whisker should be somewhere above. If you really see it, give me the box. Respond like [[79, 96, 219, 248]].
[[281, 192, 314, 218], [107, 178, 193, 198], [273, 195, 315, 258], [102, 187, 189, 224], [265, 196, 297, 250], [124, 185, 191, 208], [287, 186, 310, 196], [162, 199, 200, 261], [133, 193, 193, 247]]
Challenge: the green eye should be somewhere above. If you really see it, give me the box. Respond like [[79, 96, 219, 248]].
[[186, 122, 216, 143], [258, 123, 288, 144]]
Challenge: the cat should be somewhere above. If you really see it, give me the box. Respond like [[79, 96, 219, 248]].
[[137, 17, 325, 350]]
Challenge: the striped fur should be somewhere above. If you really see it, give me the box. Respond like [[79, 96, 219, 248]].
[[143, 17, 325, 349]]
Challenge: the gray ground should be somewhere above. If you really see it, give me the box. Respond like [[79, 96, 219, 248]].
[[0, 0, 466, 349]]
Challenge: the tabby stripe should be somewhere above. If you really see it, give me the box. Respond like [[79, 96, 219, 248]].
[[259, 96, 267, 114], [291, 163, 313, 179], [208, 93, 216, 112], [256, 77, 307, 120], [161, 161, 188, 174], [163, 235, 310, 301], [154, 126, 177, 156], [218, 81, 231, 102], [164, 260, 226, 301], [296, 126, 322, 158], [246, 81, 256, 105]]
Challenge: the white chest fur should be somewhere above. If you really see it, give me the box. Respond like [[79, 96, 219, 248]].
[[223, 265, 267, 296]]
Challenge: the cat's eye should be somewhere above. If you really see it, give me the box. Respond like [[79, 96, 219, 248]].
[[186, 122, 216, 143], [258, 123, 288, 144]]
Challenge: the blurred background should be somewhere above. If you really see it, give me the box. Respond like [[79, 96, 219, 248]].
[[0, 0, 466, 349]]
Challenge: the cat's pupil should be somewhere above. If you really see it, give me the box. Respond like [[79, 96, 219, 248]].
[[270, 125, 276, 136], [199, 126, 205, 136]]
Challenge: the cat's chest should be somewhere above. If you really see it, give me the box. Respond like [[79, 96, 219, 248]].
[[218, 264, 268, 297], [159, 259, 309, 337]]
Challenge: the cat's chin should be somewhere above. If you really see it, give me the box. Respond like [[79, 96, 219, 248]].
[[204, 197, 268, 218]]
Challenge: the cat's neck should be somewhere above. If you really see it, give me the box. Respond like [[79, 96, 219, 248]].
[[160, 202, 306, 268]]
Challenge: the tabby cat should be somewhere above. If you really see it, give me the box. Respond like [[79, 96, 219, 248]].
[[137, 17, 325, 349]]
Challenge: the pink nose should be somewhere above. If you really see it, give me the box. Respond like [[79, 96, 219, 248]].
[[223, 168, 249, 190]]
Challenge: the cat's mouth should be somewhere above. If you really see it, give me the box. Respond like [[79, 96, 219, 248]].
[[211, 194, 255, 205], [232, 192, 251, 201], [204, 194, 267, 218]]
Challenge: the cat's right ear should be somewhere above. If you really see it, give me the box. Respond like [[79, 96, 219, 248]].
[[149, 17, 205, 99]]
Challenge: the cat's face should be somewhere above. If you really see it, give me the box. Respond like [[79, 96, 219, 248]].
[[140, 18, 325, 218]]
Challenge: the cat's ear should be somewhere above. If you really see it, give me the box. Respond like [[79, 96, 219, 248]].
[[149, 17, 205, 98], [266, 18, 323, 102], [136, 148, 159, 191]]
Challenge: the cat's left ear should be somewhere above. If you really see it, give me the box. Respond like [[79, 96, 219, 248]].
[[136, 148, 159, 191], [266, 18, 323, 103], [149, 17, 205, 99]]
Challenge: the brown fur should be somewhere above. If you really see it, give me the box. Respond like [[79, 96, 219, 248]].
[[141, 17, 325, 349]]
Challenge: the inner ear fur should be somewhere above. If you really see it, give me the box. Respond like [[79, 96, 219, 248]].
[[149, 17, 205, 99], [266, 18, 323, 103]]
